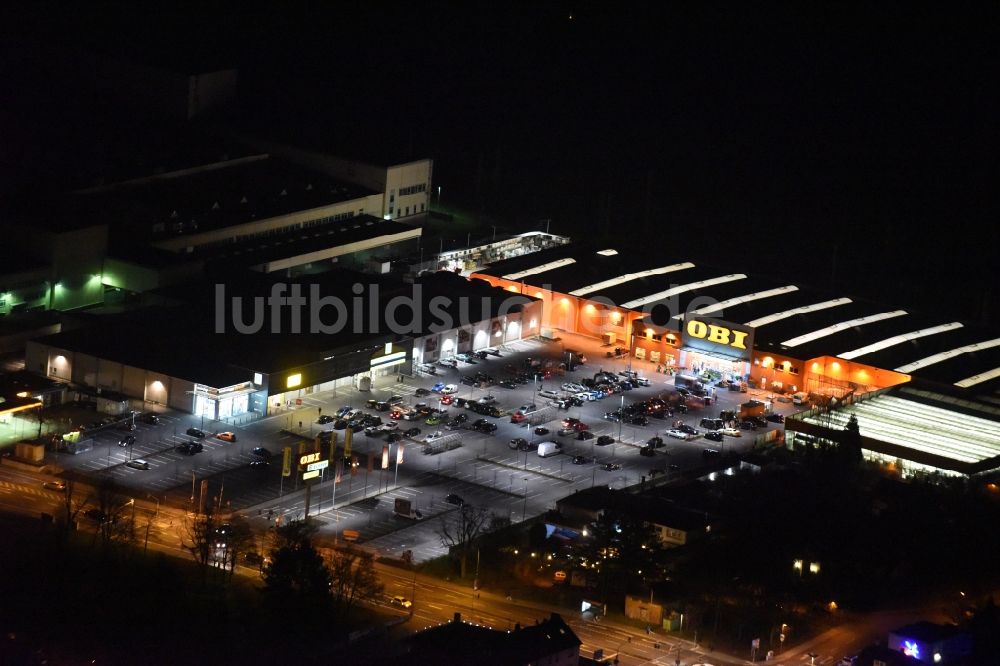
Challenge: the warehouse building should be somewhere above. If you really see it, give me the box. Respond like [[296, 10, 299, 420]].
[[471, 244, 1000, 398], [25, 270, 537, 418]]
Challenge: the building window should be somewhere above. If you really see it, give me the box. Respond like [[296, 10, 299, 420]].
[[389, 206, 394, 214], [405, 206, 410, 215], [420, 203, 425, 212]]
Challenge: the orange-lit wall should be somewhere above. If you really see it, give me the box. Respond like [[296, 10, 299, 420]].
[[750, 352, 911, 394], [804, 355, 910, 392], [750, 351, 808, 392], [469, 272, 644, 343]]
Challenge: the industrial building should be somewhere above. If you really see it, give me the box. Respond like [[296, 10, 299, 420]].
[[24, 271, 538, 419]]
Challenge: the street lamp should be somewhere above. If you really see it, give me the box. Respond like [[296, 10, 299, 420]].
[[521, 477, 529, 521]]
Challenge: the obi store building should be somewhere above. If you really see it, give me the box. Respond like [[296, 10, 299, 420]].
[[472, 244, 1000, 398]]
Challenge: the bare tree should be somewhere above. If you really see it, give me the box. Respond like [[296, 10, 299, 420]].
[[220, 516, 254, 579], [94, 478, 135, 549], [182, 510, 219, 586], [328, 549, 384, 618], [437, 504, 492, 578]]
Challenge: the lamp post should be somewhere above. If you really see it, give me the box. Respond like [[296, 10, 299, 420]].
[[521, 477, 529, 521]]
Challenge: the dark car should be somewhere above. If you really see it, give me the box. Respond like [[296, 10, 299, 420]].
[[751, 416, 769, 428], [445, 494, 465, 506], [249, 459, 270, 469], [626, 414, 649, 426], [596, 435, 615, 446], [534, 426, 549, 436], [460, 375, 478, 386], [404, 427, 422, 437], [118, 435, 136, 447], [415, 388, 430, 397], [251, 447, 272, 459], [639, 446, 656, 457], [333, 419, 348, 430], [572, 455, 589, 465], [317, 414, 335, 424], [703, 448, 721, 458], [739, 419, 758, 430], [388, 432, 403, 443], [704, 431, 724, 442], [177, 441, 203, 455], [473, 419, 497, 434], [602, 462, 622, 471], [647, 436, 664, 449], [604, 411, 622, 422], [499, 379, 518, 389], [678, 424, 698, 435], [450, 413, 469, 426], [765, 413, 785, 423], [475, 350, 489, 360], [140, 413, 160, 425], [84, 508, 108, 523], [186, 427, 205, 438], [576, 430, 595, 440]]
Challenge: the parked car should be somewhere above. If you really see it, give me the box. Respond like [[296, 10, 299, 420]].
[[118, 435, 136, 447], [441, 384, 458, 395], [602, 462, 622, 471], [720, 427, 742, 437], [557, 427, 576, 437], [126, 459, 151, 470], [702, 448, 721, 458], [667, 429, 691, 440], [473, 419, 497, 433], [404, 427, 422, 437], [437, 358, 458, 368], [571, 455, 589, 465], [478, 395, 497, 404], [678, 424, 699, 435], [140, 413, 160, 425], [251, 447, 272, 459], [647, 436, 665, 449], [509, 437, 530, 450], [596, 435, 615, 446], [444, 494, 465, 506], [534, 426, 549, 436], [704, 431, 724, 442], [186, 427, 205, 438], [177, 441, 203, 455], [765, 413, 785, 423], [499, 379, 518, 389], [639, 446, 656, 457], [576, 430, 595, 440], [537, 441, 562, 457], [84, 508, 108, 523], [217, 431, 238, 442], [317, 414, 335, 424]]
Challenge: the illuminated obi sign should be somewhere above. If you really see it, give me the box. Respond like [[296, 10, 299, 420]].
[[683, 317, 755, 360]]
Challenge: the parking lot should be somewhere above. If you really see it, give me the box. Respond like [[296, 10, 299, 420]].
[[42, 333, 797, 562]]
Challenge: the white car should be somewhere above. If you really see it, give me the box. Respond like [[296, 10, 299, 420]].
[[667, 429, 691, 440], [478, 395, 497, 404], [633, 377, 652, 387], [719, 427, 742, 437], [440, 384, 458, 395], [538, 389, 561, 399], [377, 422, 399, 432], [389, 595, 413, 608], [425, 431, 446, 442]]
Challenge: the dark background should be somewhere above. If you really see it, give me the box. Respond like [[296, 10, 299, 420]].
[[4, 2, 998, 321]]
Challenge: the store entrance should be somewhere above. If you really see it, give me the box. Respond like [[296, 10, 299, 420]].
[[682, 349, 748, 384]]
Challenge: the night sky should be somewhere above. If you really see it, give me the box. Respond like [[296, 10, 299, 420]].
[[4, 3, 998, 320]]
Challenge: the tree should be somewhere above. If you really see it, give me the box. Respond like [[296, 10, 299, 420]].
[[263, 520, 333, 613], [329, 549, 383, 618], [437, 504, 492, 578], [94, 478, 135, 550], [838, 414, 864, 466], [579, 510, 666, 600], [218, 516, 254, 580], [182, 510, 219, 586]]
